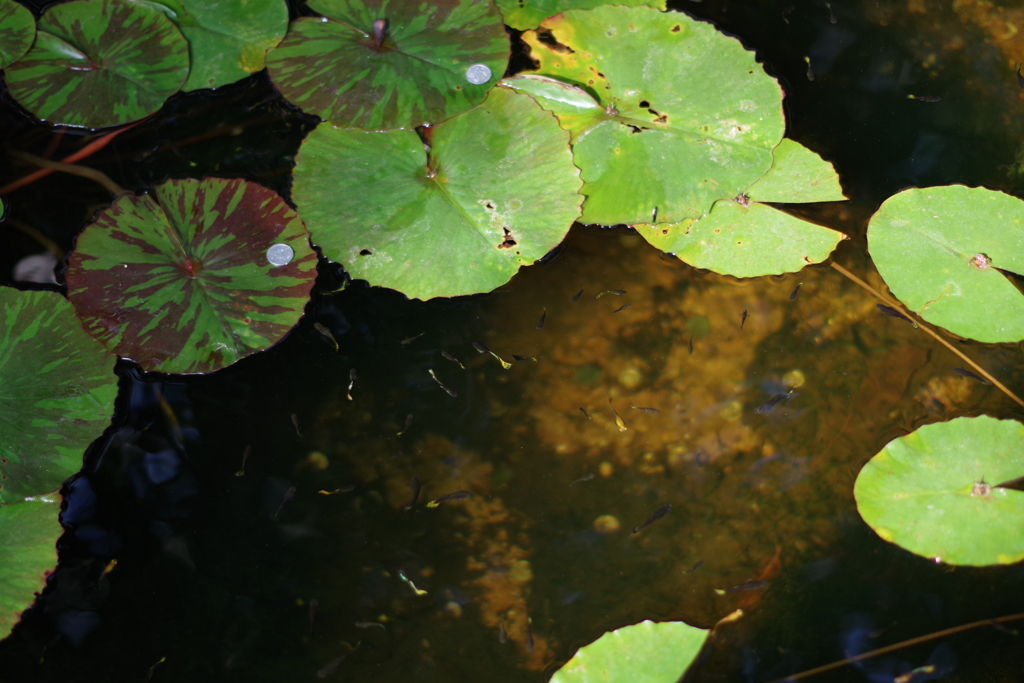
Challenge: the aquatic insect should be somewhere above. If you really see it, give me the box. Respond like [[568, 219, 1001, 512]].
[[714, 579, 769, 594], [398, 570, 428, 596], [613, 304, 631, 313], [397, 413, 413, 436], [274, 486, 297, 520], [235, 445, 251, 477], [789, 283, 802, 301], [908, 94, 941, 102], [428, 369, 457, 397], [631, 405, 660, 414], [316, 642, 360, 679], [596, 289, 627, 298], [741, 309, 748, 328], [401, 475, 421, 510], [755, 392, 797, 414], [314, 323, 338, 351], [571, 473, 595, 485], [632, 503, 672, 534], [876, 304, 915, 325], [571, 289, 584, 302], [427, 490, 474, 507], [608, 398, 627, 432], [579, 407, 592, 420], [952, 367, 988, 384], [346, 368, 356, 401], [536, 309, 546, 330], [441, 350, 464, 369], [291, 413, 302, 436]]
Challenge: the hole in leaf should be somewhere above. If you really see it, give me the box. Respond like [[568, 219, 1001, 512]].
[[359, 249, 373, 256], [640, 100, 650, 108], [535, 30, 574, 53], [498, 228, 517, 249]]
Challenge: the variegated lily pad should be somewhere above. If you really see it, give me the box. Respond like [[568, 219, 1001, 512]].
[[0, 0, 35, 69]]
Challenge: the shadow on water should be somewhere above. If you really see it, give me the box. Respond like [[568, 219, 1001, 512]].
[[3, 0, 1024, 681]]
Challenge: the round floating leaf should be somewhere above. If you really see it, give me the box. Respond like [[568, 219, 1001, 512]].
[[265, 0, 509, 130], [3, 0, 189, 128], [0, 289, 117, 504], [868, 186, 1024, 343], [637, 199, 842, 278], [149, 0, 288, 91], [745, 138, 847, 204], [292, 87, 582, 300], [496, 0, 665, 31], [0, 0, 35, 69], [0, 497, 61, 638], [551, 620, 709, 683], [854, 416, 1024, 566], [522, 6, 784, 226], [66, 178, 317, 374]]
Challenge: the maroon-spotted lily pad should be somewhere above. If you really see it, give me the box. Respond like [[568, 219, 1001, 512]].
[[0, 288, 117, 504], [66, 178, 317, 374], [0, 497, 62, 639], [3, 0, 189, 128], [265, 0, 509, 130], [0, 0, 35, 69]]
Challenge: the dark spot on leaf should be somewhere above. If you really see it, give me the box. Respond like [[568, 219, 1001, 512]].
[[640, 100, 650, 108], [714, 229, 721, 234], [588, 79, 595, 84], [359, 249, 373, 256], [671, 25, 681, 32], [735, 193, 751, 207], [536, 29, 574, 53], [455, 85, 462, 90], [485, 201, 496, 210], [654, 114, 668, 124], [498, 228, 517, 249]]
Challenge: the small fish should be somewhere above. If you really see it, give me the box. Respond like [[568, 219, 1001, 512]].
[[235, 445, 251, 477], [952, 367, 988, 384], [473, 341, 489, 354], [511, 354, 537, 362], [1017, 64, 1024, 92], [894, 665, 936, 683], [427, 490, 474, 507], [685, 559, 704, 573], [347, 368, 356, 401], [536, 309, 546, 330], [441, 351, 464, 369], [428, 369, 457, 397], [781, 5, 794, 23], [740, 309, 748, 329], [613, 304, 631, 313], [314, 323, 338, 351], [274, 486, 297, 520], [805, 56, 814, 81], [318, 485, 355, 495], [400, 333, 424, 345], [688, 336, 693, 354], [908, 94, 942, 102], [525, 616, 534, 653], [97, 558, 117, 586], [473, 342, 512, 369], [498, 615, 508, 643], [316, 643, 361, 679], [789, 283, 802, 301], [291, 413, 302, 436], [714, 579, 769, 595], [354, 621, 386, 630], [876, 304, 915, 325], [309, 599, 319, 637], [631, 405, 660, 414], [755, 392, 796, 414], [596, 290, 627, 298], [571, 473, 595, 485], [397, 413, 413, 436], [579, 407, 592, 420], [608, 398, 627, 432], [143, 657, 167, 683], [571, 289, 584, 303], [398, 570, 428, 596], [824, 1, 836, 23], [632, 503, 672, 534], [402, 475, 421, 510]]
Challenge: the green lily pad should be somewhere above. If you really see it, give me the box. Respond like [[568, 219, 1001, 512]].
[[147, 0, 288, 91], [854, 416, 1024, 566], [0, 289, 117, 504], [0, 0, 35, 69], [65, 178, 317, 374], [0, 497, 61, 639], [265, 0, 509, 130], [496, 0, 665, 31], [867, 186, 1024, 343], [550, 620, 709, 683], [292, 86, 582, 300], [520, 5, 784, 226], [745, 138, 847, 204], [3, 0, 189, 129], [636, 199, 843, 278]]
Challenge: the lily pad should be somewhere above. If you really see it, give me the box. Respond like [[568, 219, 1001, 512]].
[[291, 86, 582, 300], [265, 0, 509, 130], [867, 185, 1024, 343], [148, 0, 288, 91], [0, 497, 62, 639], [520, 5, 784, 226], [745, 138, 847, 204], [0, 0, 35, 69], [550, 620, 709, 683], [636, 199, 843, 278], [3, 0, 189, 129], [854, 416, 1024, 566], [65, 178, 317, 374], [0, 288, 117, 504], [496, 0, 665, 31]]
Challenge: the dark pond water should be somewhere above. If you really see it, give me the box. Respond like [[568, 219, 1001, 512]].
[[2, 0, 1024, 681]]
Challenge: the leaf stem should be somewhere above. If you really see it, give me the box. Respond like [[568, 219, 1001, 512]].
[[830, 261, 1024, 411], [7, 150, 124, 195]]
